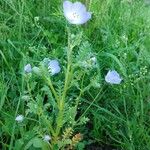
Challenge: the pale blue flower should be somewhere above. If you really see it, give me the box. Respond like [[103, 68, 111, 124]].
[[15, 115, 24, 122], [24, 64, 32, 73], [48, 60, 61, 75], [63, 1, 91, 25], [105, 70, 122, 84]]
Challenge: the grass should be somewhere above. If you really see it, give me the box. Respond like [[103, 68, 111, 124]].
[[0, 0, 150, 149]]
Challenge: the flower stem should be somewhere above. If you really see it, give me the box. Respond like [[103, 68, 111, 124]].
[[55, 31, 73, 136], [46, 77, 59, 104]]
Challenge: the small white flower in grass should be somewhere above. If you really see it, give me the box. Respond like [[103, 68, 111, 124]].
[[24, 64, 32, 73], [63, 1, 92, 25], [15, 115, 24, 122], [105, 70, 122, 84], [43, 135, 51, 142], [48, 60, 61, 75]]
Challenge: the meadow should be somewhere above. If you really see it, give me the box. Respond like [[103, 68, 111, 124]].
[[1, 0, 150, 149]]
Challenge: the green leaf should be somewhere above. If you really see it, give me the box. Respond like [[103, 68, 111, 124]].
[[24, 137, 43, 150], [78, 117, 90, 125], [70, 32, 83, 48], [33, 137, 43, 148], [76, 142, 85, 150], [14, 139, 24, 150], [0, 83, 8, 111], [63, 106, 77, 125]]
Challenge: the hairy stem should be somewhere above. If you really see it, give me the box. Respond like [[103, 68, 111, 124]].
[[55, 31, 73, 136]]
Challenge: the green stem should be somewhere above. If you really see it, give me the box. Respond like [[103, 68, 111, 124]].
[[55, 32, 73, 136], [27, 81, 34, 101], [75, 73, 86, 106], [46, 77, 59, 105], [55, 61, 72, 136], [9, 97, 21, 150]]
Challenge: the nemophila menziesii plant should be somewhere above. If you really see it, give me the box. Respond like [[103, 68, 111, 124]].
[[12, 1, 97, 149], [1, 0, 150, 150]]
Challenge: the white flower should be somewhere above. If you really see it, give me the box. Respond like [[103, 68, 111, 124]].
[[24, 64, 32, 73], [43, 135, 51, 142], [63, 1, 92, 25], [105, 70, 122, 84], [15, 115, 24, 122], [48, 60, 61, 75]]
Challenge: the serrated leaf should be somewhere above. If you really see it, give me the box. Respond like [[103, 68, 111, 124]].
[[63, 106, 77, 125]]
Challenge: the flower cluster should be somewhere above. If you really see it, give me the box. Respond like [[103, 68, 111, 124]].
[[63, 1, 122, 84], [24, 1, 123, 85], [24, 59, 61, 76]]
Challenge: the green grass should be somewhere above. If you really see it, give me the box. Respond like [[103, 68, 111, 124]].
[[1, 0, 150, 149]]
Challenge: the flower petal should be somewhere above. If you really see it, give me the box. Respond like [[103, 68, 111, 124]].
[[15, 115, 24, 122], [24, 64, 32, 73], [105, 70, 122, 84], [48, 60, 59, 67], [63, 1, 73, 14], [72, 2, 86, 13], [48, 65, 61, 75], [48, 60, 61, 75], [78, 12, 92, 24]]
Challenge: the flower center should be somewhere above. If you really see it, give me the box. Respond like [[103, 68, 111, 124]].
[[72, 12, 80, 19]]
